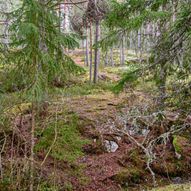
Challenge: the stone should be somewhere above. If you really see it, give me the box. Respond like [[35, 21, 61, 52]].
[[104, 140, 119, 153], [172, 177, 183, 184]]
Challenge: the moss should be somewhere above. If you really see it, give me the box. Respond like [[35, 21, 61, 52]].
[[114, 167, 143, 186], [50, 80, 114, 98], [63, 182, 73, 191], [173, 135, 182, 153], [129, 150, 145, 168], [38, 182, 59, 191], [35, 113, 90, 162], [0, 178, 12, 191], [5, 102, 31, 116], [78, 176, 91, 186], [173, 135, 190, 156]]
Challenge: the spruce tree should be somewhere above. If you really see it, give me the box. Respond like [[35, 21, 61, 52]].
[[0, 1, 82, 190], [1, 0, 82, 99]]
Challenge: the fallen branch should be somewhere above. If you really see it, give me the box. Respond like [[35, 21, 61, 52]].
[[117, 122, 189, 187]]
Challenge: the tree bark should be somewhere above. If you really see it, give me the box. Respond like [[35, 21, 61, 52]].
[[85, 27, 89, 66], [89, 23, 93, 82], [158, 4, 168, 110], [93, 20, 100, 83], [138, 28, 142, 63], [110, 47, 114, 66], [30, 104, 35, 191], [120, 37, 125, 65], [104, 50, 108, 66]]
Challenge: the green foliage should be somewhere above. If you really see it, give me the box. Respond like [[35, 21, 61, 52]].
[[35, 114, 89, 162], [0, 0, 82, 102], [99, 0, 169, 50], [102, 0, 191, 111], [113, 69, 139, 94]]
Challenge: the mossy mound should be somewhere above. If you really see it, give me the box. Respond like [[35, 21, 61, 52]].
[[35, 113, 90, 162]]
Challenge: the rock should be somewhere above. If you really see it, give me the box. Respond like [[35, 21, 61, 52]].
[[164, 111, 180, 121], [186, 115, 191, 124], [104, 140, 119, 153], [128, 126, 150, 136], [172, 177, 183, 184], [116, 136, 122, 141]]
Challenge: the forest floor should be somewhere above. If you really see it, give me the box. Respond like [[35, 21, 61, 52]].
[[44, 51, 191, 191], [2, 50, 191, 191]]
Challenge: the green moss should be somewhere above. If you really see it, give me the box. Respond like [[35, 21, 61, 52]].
[[6, 102, 31, 115], [114, 167, 143, 186], [129, 150, 145, 168], [78, 176, 91, 186], [63, 182, 73, 191], [35, 114, 89, 162], [172, 135, 189, 154], [38, 182, 59, 191], [173, 136, 182, 153], [0, 178, 12, 191]]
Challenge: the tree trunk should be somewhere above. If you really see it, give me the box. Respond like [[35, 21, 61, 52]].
[[158, 63, 167, 109], [104, 50, 108, 66], [158, 4, 168, 110], [120, 37, 125, 65], [93, 20, 100, 83], [138, 29, 142, 63], [30, 104, 35, 191], [85, 27, 89, 66], [89, 23, 93, 82], [110, 47, 114, 66]]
